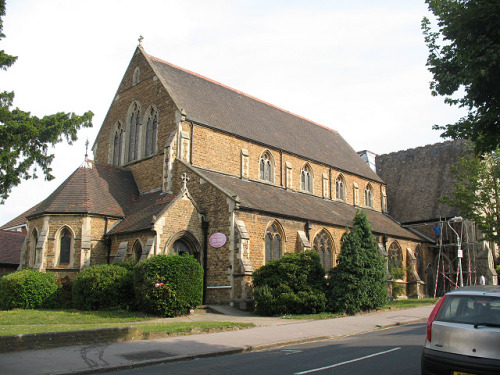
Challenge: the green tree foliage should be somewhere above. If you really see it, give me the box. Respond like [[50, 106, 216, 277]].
[[0, 269, 61, 309], [72, 264, 136, 311], [422, 0, 500, 154], [134, 254, 203, 317], [327, 210, 387, 315], [252, 251, 327, 316], [441, 146, 500, 249], [0, 0, 93, 202]]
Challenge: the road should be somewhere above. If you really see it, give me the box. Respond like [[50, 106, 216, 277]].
[[111, 323, 426, 375]]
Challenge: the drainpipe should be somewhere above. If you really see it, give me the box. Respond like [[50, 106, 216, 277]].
[[104, 217, 111, 265], [305, 220, 312, 241], [202, 217, 209, 304]]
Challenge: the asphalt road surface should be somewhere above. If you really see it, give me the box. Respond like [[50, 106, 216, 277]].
[[110, 323, 426, 375]]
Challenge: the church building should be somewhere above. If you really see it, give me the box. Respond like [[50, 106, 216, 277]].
[[4, 46, 429, 308]]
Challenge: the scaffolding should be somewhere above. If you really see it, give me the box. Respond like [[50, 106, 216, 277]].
[[433, 218, 481, 298]]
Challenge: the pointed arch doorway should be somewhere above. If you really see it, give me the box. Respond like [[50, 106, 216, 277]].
[[165, 230, 202, 263]]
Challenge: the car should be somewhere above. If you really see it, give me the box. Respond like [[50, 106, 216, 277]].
[[421, 285, 500, 375]]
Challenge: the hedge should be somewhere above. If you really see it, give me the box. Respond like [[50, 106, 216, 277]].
[[134, 254, 203, 317]]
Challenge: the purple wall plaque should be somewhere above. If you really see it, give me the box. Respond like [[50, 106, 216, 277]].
[[209, 233, 227, 248]]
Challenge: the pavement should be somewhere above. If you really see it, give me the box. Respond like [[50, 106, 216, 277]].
[[0, 304, 434, 375]]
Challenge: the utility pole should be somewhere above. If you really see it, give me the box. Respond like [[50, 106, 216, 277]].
[[448, 216, 464, 288]]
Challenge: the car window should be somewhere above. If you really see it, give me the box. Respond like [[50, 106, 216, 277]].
[[436, 295, 500, 325]]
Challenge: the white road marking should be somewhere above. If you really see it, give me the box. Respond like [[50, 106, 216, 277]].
[[294, 347, 402, 374], [281, 350, 303, 355]]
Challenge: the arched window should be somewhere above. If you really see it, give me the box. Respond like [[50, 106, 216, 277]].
[[128, 102, 141, 162], [381, 186, 387, 212], [133, 67, 140, 86], [112, 122, 124, 166], [132, 241, 143, 262], [144, 107, 158, 157], [313, 229, 334, 272], [388, 241, 403, 272], [301, 164, 313, 193], [335, 175, 346, 201], [415, 245, 424, 280], [364, 183, 374, 208], [259, 151, 274, 182], [29, 228, 38, 267], [265, 223, 282, 263], [59, 228, 71, 266]]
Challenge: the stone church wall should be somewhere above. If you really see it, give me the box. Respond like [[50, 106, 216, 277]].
[[173, 162, 235, 303], [93, 48, 179, 189], [190, 123, 384, 212]]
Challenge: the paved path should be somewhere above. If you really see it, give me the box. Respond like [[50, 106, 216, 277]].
[[0, 305, 433, 375]]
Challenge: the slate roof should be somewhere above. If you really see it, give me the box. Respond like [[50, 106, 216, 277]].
[[376, 140, 469, 224], [26, 162, 139, 219], [190, 165, 422, 241], [0, 230, 24, 265], [107, 191, 176, 235], [147, 52, 382, 183]]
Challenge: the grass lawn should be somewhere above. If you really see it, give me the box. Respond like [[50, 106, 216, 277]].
[[0, 298, 437, 335], [0, 309, 254, 336]]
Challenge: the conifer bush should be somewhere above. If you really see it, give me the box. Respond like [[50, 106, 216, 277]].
[[252, 251, 327, 316], [72, 264, 135, 310], [134, 254, 203, 317], [0, 269, 61, 309], [327, 210, 388, 315]]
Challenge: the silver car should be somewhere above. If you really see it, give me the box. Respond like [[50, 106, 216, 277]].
[[421, 285, 500, 375]]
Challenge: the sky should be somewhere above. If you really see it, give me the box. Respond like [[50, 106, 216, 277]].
[[0, 0, 465, 226]]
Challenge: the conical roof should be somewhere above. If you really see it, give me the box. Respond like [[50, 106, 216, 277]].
[[27, 162, 139, 219]]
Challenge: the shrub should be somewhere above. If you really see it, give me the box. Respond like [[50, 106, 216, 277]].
[[72, 264, 135, 310], [55, 276, 74, 309], [252, 251, 327, 316], [116, 258, 138, 272], [389, 267, 406, 298], [327, 210, 388, 315], [0, 269, 61, 309], [134, 254, 203, 317]]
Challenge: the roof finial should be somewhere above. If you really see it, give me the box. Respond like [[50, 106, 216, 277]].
[[82, 138, 92, 169], [85, 138, 89, 160], [138, 35, 144, 46]]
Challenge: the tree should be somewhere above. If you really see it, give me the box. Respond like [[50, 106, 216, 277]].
[[441, 146, 500, 250], [422, 0, 500, 154], [0, 0, 93, 203], [327, 210, 387, 315]]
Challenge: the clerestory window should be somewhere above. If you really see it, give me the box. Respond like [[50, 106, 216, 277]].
[[301, 164, 313, 193], [259, 151, 274, 182], [335, 175, 346, 201], [364, 183, 374, 208]]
